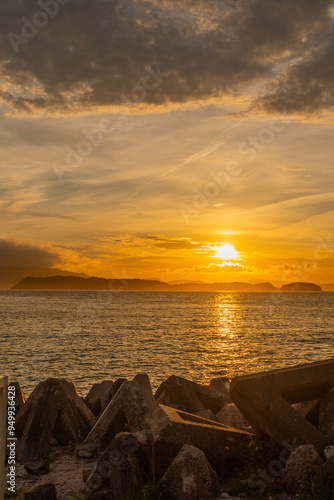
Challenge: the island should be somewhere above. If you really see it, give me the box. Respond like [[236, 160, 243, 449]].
[[10, 276, 323, 292]]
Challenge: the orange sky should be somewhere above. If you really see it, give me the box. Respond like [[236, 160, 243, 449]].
[[1, 0, 334, 286]]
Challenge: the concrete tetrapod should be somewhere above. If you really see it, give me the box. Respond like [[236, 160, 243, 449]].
[[16, 379, 95, 463], [155, 375, 231, 414], [85, 376, 154, 451], [230, 359, 334, 453], [144, 404, 252, 478]]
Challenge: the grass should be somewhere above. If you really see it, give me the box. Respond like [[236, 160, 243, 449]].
[[122, 454, 172, 500], [4, 488, 27, 499], [225, 432, 288, 499], [299, 470, 334, 500]]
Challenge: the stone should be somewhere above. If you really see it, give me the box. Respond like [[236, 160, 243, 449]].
[[24, 483, 57, 499], [85, 380, 114, 417], [75, 442, 97, 458], [322, 454, 334, 478], [87, 489, 113, 500], [24, 461, 50, 475], [230, 359, 334, 452], [85, 378, 153, 451], [16, 378, 96, 463], [324, 445, 334, 460], [155, 375, 230, 414], [84, 432, 147, 497], [195, 409, 218, 421], [9, 381, 26, 412], [144, 403, 252, 478], [216, 404, 251, 431], [282, 444, 323, 491], [163, 444, 219, 500], [319, 387, 334, 438]]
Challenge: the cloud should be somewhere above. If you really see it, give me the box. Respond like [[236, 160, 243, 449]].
[[273, 165, 305, 172], [232, 192, 334, 230], [254, 25, 334, 115], [0, 238, 60, 269], [187, 262, 254, 273], [1, 0, 333, 116], [99, 233, 201, 251]]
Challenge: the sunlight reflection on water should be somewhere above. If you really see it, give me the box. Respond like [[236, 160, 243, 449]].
[[0, 291, 333, 395]]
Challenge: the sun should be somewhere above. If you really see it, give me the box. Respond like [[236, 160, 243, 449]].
[[215, 243, 239, 260]]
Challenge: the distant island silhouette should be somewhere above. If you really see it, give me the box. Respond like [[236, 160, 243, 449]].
[[11, 276, 324, 292], [280, 282, 322, 292]]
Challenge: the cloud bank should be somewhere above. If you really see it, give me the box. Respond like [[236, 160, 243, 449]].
[[0, 238, 59, 268], [1, 0, 333, 116]]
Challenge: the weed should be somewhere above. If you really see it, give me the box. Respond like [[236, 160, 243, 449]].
[[299, 470, 334, 500]]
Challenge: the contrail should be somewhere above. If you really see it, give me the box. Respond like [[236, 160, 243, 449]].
[[125, 120, 244, 201]]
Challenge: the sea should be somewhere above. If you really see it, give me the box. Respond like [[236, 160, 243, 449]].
[[0, 290, 333, 396]]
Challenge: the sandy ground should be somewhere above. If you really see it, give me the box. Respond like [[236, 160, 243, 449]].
[[4, 447, 298, 500], [5, 446, 96, 499]]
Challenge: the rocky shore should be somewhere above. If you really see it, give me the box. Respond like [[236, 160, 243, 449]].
[[4, 359, 334, 500]]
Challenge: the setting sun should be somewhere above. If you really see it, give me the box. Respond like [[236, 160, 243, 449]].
[[215, 244, 239, 261]]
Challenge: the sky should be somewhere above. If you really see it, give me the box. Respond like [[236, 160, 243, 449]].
[[1, 0, 334, 286]]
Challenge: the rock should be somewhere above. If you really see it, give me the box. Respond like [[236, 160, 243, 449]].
[[24, 483, 57, 499], [85, 380, 114, 417], [220, 495, 245, 499], [75, 442, 97, 458], [24, 461, 50, 475], [144, 403, 251, 478], [195, 409, 218, 422], [16, 378, 96, 463], [155, 375, 230, 414], [163, 444, 219, 500], [87, 489, 113, 500], [324, 445, 334, 460], [319, 387, 334, 438], [216, 404, 251, 431], [322, 453, 334, 478], [230, 359, 334, 452], [84, 432, 147, 497], [8, 381, 26, 412], [282, 444, 323, 490], [85, 377, 154, 451]]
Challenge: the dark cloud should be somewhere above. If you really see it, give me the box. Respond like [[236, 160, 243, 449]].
[[0, 0, 333, 115], [254, 33, 334, 114], [0, 238, 59, 268]]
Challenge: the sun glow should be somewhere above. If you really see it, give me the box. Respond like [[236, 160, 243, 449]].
[[215, 243, 239, 260]]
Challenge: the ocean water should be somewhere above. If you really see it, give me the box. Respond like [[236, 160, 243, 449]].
[[0, 290, 333, 396]]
